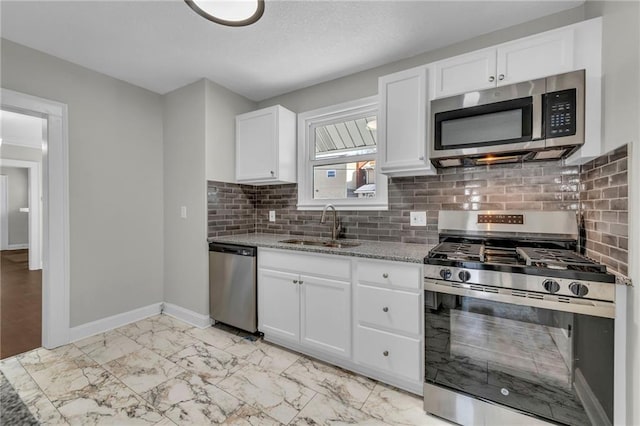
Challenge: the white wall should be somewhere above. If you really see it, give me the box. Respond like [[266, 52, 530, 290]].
[[205, 79, 256, 183], [163, 79, 208, 316], [0, 166, 28, 245], [583, 2, 640, 424], [1, 39, 165, 326]]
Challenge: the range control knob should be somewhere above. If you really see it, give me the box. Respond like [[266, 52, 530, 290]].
[[458, 270, 471, 282], [542, 279, 560, 294], [569, 282, 589, 297], [439, 269, 452, 280]]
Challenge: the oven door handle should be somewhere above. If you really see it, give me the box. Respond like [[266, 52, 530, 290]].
[[424, 279, 615, 319]]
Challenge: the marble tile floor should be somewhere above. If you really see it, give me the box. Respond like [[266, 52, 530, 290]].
[[0, 314, 449, 425]]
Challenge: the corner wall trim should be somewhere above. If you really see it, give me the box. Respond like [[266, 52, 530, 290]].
[[163, 303, 211, 329], [69, 303, 162, 342]]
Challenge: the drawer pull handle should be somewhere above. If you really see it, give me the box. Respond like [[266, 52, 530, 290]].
[[293, 279, 298, 284], [383, 351, 389, 357], [382, 307, 389, 312], [382, 273, 389, 279]]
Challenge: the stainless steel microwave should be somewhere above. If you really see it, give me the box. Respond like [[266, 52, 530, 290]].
[[430, 69, 585, 168]]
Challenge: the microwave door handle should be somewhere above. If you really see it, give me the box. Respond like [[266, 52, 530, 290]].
[[532, 95, 543, 141]]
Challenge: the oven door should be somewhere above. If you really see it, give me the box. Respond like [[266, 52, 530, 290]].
[[424, 280, 614, 426]]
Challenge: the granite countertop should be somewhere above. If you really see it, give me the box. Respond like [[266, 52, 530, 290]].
[[208, 233, 433, 264]]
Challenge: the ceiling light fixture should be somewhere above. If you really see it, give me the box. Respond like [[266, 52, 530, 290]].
[[185, 0, 264, 27]]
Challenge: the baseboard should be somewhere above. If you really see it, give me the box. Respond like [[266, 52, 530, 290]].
[[69, 303, 162, 342], [6, 244, 28, 250], [574, 367, 612, 426], [162, 303, 212, 329]]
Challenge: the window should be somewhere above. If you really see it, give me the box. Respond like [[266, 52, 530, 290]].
[[297, 96, 388, 210]]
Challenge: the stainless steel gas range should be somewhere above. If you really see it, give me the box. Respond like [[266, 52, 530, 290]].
[[423, 211, 616, 426]]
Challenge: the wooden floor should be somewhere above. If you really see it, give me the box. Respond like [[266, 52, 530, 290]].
[[1, 249, 41, 359]]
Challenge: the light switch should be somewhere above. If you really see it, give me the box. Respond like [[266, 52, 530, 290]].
[[269, 210, 276, 222], [410, 211, 427, 227], [180, 206, 187, 219]]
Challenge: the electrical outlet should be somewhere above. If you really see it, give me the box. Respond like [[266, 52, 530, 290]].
[[269, 210, 276, 222], [410, 211, 427, 227]]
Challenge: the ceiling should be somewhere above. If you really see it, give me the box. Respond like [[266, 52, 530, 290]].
[[0, 1, 584, 101]]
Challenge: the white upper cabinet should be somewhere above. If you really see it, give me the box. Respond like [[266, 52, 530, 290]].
[[496, 28, 574, 86], [434, 48, 497, 98], [378, 66, 436, 177], [235, 105, 296, 185], [434, 27, 574, 98]]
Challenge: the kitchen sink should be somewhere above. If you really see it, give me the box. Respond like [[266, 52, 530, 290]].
[[279, 238, 360, 248]]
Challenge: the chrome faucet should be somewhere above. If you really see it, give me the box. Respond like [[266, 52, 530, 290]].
[[320, 204, 341, 240]]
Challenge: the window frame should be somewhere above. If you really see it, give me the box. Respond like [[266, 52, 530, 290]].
[[297, 96, 388, 211]]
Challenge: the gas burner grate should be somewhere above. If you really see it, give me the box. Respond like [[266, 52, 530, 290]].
[[516, 247, 607, 272], [429, 242, 484, 262]]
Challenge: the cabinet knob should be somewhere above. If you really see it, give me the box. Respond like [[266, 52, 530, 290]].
[[489, 76, 495, 82], [270, 170, 275, 176], [299, 280, 304, 285], [293, 279, 298, 284], [383, 351, 389, 357], [382, 273, 389, 279], [498, 74, 505, 81], [382, 307, 389, 313]]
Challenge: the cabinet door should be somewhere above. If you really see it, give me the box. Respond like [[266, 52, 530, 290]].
[[258, 269, 299, 343], [497, 28, 574, 86], [236, 108, 278, 182], [300, 275, 351, 358], [434, 48, 497, 98], [378, 66, 434, 176]]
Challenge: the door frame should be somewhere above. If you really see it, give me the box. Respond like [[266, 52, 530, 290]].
[[0, 160, 42, 270], [1, 88, 70, 348]]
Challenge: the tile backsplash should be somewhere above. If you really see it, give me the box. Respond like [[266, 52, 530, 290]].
[[208, 145, 628, 276], [579, 145, 628, 276]]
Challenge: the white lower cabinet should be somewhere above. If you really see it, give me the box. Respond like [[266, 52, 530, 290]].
[[300, 275, 351, 358], [258, 249, 351, 359], [355, 325, 421, 382], [258, 248, 424, 395], [354, 259, 424, 392], [257, 269, 300, 343]]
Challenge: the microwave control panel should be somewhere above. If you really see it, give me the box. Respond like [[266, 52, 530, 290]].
[[545, 89, 577, 138]]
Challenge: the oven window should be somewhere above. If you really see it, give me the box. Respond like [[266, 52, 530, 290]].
[[434, 97, 533, 150], [425, 292, 614, 426]]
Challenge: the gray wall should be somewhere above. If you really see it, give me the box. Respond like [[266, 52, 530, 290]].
[[205, 79, 256, 183], [163, 79, 209, 316], [258, 6, 586, 112], [1, 39, 165, 326], [0, 166, 29, 245]]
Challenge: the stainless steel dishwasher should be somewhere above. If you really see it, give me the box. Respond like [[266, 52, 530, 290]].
[[208, 242, 257, 333]]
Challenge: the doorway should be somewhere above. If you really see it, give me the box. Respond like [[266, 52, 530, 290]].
[[0, 111, 44, 358], [1, 88, 70, 354]]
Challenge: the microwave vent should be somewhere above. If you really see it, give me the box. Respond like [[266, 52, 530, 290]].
[[438, 158, 463, 167], [532, 149, 565, 160]]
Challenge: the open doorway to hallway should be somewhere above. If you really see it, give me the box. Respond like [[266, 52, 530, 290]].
[[0, 108, 45, 359]]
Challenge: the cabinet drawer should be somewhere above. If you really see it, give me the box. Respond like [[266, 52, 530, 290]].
[[357, 285, 420, 335], [355, 325, 421, 381], [259, 249, 351, 280], [357, 260, 421, 290]]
